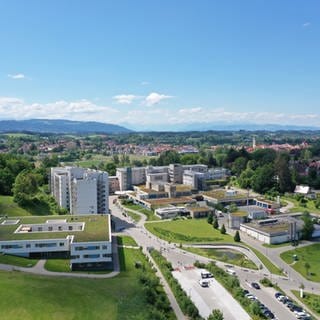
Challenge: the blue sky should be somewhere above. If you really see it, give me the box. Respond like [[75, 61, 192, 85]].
[[0, 0, 319, 129]]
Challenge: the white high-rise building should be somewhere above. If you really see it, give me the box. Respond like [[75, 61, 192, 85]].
[[51, 167, 109, 215]]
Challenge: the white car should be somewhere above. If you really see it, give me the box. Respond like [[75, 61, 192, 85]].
[[295, 312, 310, 319], [199, 279, 209, 287]]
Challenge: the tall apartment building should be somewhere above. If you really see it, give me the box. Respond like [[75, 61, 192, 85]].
[[51, 167, 109, 215], [116, 164, 209, 191]]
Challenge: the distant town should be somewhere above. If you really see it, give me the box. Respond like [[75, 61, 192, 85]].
[[1, 129, 320, 319]]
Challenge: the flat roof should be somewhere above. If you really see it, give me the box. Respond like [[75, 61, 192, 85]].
[[0, 215, 109, 243], [188, 206, 214, 212], [230, 211, 248, 217], [146, 196, 195, 206], [203, 189, 248, 200], [242, 221, 290, 236]]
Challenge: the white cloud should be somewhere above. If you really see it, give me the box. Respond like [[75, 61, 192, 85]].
[[1, 96, 320, 129], [112, 94, 138, 104], [144, 92, 172, 106], [179, 107, 202, 114], [0, 97, 118, 122], [302, 22, 311, 27], [8, 73, 26, 79]]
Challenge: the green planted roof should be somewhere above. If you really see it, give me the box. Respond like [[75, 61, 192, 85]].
[[0, 215, 110, 243]]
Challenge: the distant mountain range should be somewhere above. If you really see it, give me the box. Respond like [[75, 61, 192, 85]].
[[122, 122, 320, 132], [0, 119, 132, 134], [0, 119, 319, 134]]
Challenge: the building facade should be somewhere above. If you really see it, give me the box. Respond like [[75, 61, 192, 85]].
[[51, 167, 109, 215]]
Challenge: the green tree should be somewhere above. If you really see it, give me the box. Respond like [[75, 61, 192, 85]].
[[238, 168, 254, 189], [275, 153, 293, 193], [231, 157, 248, 176], [12, 170, 39, 205], [304, 262, 311, 276], [208, 309, 224, 320], [220, 224, 226, 234], [229, 203, 238, 213], [207, 212, 213, 224], [234, 231, 241, 242], [105, 162, 117, 176], [301, 211, 314, 240], [213, 218, 219, 229], [252, 164, 276, 194]]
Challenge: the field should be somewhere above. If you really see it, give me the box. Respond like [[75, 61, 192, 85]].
[[145, 218, 233, 243], [185, 247, 258, 270], [0, 247, 170, 320], [280, 243, 320, 282]]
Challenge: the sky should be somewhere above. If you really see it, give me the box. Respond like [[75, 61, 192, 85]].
[[0, 0, 320, 130]]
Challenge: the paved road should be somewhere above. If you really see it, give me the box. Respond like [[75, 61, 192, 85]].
[[110, 196, 186, 320], [173, 268, 250, 320], [113, 196, 320, 319]]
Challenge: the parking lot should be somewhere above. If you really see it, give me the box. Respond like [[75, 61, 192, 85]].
[[172, 268, 250, 320]]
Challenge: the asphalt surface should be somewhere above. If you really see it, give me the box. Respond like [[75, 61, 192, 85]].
[[173, 268, 250, 320]]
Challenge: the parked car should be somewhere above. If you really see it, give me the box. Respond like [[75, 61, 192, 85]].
[[199, 279, 209, 287], [274, 292, 282, 298], [251, 282, 261, 289], [226, 268, 236, 275], [201, 270, 213, 279]]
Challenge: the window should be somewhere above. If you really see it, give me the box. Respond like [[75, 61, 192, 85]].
[[26, 244, 31, 248], [38, 227, 42, 232], [75, 245, 99, 251], [68, 226, 73, 231], [83, 254, 100, 259], [58, 226, 62, 231], [59, 242, 64, 247], [71, 255, 80, 259], [35, 243, 57, 248], [1, 244, 23, 249], [48, 226, 53, 231]]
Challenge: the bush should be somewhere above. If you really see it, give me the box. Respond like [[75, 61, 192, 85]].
[[234, 231, 241, 242], [220, 224, 226, 234]]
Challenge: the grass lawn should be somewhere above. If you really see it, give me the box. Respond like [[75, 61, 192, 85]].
[[0, 248, 174, 320], [0, 196, 33, 216], [248, 245, 283, 275], [145, 218, 234, 243], [185, 247, 258, 270], [280, 243, 320, 282], [122, 203, 159, 221], [117, 235, 138, 247], [125, 210, 141, 223], [292, 290, 320, 317], [0, 254, 38, 267], [282, 196, 320, 214]]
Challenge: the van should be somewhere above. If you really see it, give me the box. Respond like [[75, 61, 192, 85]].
[[226, 268, 236, 275], [199, 279, 209, 287]]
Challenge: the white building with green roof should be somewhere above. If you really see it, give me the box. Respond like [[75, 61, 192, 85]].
[[0, 215, 112, 270]]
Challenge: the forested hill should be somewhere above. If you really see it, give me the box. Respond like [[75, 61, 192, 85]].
[[0, 119, 132, 134]]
